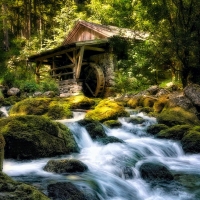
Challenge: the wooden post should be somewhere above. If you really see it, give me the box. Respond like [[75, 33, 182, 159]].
[[76, 46, 85, 79], [0, 135, 5, 172], [73, 50, 77, 80]]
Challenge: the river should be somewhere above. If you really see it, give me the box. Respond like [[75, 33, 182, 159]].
[[3, 111, 200, 199]]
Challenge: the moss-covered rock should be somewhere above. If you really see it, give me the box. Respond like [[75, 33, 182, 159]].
[[0, 135, 5, 171], [181, 129, 200, 153], [127, 96, 140, 109], [157, 125, 192, 140], [139, 96, 156, 107], [44, 159, 88, 173], [78, 119, 107, 139], [157, 107, 200, 126], [153, 95, 169, 113], [127, 116, 145, 125], [96, 136, 124, 145], [85, 99, 129, 122], [0, 115, 78, 159], [9, 97, 72, 120], [66, 95, 95, 109], [0, 172, 49, 200], [139, 162, 174, 182], [47, 182, 88, 200], [147, 124, 169, 135], [138, 107, 154, 114], [85, 122, 106, 139], [103, 120, 122, 128]]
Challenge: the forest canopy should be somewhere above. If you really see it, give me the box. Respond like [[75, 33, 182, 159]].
[[0, 0, 200, 93]]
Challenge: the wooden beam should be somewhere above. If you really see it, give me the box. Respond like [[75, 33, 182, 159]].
[[50, 64, 75, 71], [66, 52, 74, 64], [75, 39, 108, 46], [76, 46, 85, 79], [34, 47, 77, 61], [51, 72, 74, 77], [85, 46, 105, 52]]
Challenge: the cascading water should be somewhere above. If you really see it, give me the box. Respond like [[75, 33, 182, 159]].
[[3, 111, 200, 200]]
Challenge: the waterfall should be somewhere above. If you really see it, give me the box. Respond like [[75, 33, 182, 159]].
[[3, 111, 200, 200]]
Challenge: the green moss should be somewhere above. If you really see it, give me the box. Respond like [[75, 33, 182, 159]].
[[139, 107, 154, 113], [65, 95, 95, 109], [127, 97, 140, 109], [43, 159, 88, 173], [181, 130, 200, 153], [0, 115, 78, 159], [47, 101, 72, 119], [147, 124, 169, 135], [103, 120, 122, 128], [153, 95, 169, 113], [128, 116, 145, 124], [0, 172, 49, 199], [9, 97, 73, 120], [157, 107, 200, 126], [85, 122, 107, 139], [139, 96, 156, 107], [85, 99, 129, 122], [157, 125, 192, 140]]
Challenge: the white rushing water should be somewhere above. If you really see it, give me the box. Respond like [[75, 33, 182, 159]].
[[3, 111, 200, 200]]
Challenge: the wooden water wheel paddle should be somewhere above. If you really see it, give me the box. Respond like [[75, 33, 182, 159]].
[[82, 63, 105, 97]]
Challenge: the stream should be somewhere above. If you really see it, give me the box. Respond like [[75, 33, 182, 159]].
[[3, 111, 200, 200]]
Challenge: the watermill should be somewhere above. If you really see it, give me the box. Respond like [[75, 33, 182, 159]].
[[28, 20, 142, 97]]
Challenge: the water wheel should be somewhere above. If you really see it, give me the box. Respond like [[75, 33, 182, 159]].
[[81, 63, 105, 97]]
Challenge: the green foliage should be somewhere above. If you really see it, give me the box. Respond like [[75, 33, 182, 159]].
[[20, 80, 39, 93]]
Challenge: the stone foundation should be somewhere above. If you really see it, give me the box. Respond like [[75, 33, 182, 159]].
[[90, 53, 116, 87], [59, 79, 82, 97]]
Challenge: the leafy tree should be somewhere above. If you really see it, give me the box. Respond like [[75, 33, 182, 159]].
[[133, 0, 200, 87]]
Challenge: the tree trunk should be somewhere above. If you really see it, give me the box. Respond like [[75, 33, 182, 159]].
[[2, 4, 10, 51]]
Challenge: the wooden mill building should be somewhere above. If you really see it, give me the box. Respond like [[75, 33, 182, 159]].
[[28, 20, 145, 97]]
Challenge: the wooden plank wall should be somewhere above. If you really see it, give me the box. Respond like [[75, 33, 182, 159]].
[[68, 26, 106, 43]]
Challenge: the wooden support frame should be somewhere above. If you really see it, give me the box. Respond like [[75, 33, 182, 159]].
[[76, 46, 85, 79]]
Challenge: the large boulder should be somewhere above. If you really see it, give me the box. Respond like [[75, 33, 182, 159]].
[[9, 97, 73, 120], [0, 172, 49, 200], [181, 128, 200, 153], [96, 136, 124, 145], [139, 162, 174, 182], [157, 125, 192, 140], [0, 135, 5, 171], [166, 93, 197, 114], [184, 84, 200, 108], [85, 99, 129, 122], [66, 95, 95, 109], [147, 124, 169, 135], [157, 107, 200, 126], [47, 182, 100, 200], [0, 115, 78, 159], [78, 119, 107, 139], [7, 87, 20, 97], [103, 120, 122, 128], [44, 159, 88, 173]]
